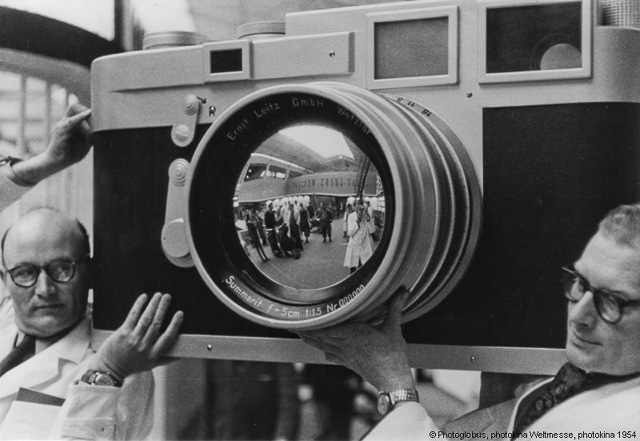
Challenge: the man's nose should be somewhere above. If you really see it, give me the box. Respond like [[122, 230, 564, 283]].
[[34, 269, 56, 297], [569, 290, 597, 326]]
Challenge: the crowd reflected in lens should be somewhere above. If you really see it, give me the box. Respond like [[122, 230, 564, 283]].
[[234, 124, 385, 289]]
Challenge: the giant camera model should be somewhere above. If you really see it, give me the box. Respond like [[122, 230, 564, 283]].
[[91, 0, 640, 374]]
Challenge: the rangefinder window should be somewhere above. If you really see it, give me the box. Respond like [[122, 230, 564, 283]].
[[210, 49, 243, 74], [479, 0, 591, 82]]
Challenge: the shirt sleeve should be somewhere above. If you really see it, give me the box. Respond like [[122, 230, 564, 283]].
[[52, 371, 154, 440], [54, 383, 120, 440], [364, 402, 445, 441], [0, 165, 32, 211]]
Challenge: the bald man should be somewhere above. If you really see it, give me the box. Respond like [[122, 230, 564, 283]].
[[0, 208, 181, 439]]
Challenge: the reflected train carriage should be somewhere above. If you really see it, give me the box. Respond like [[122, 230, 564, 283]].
[[235, 125, 382, 211]]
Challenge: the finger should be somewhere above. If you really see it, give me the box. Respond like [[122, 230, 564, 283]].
[[300, 326, 352, 341], [135, 292, 162, 335], [142, 294, 172, 342], [77, 117, 93, 140], [122, 294, 148, 331], [383, 287, 409, 332], [150, 310, 184, 359], [298, 333, 319, 347], [66, 109, 92, 127], [299, 332, 335, 348], [65, 103, 89, 116], [152, 293, 172, 327], [299, 334, 343, 355], [325, 352, 344, 365]]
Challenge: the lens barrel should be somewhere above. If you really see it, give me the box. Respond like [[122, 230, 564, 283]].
[[186, 83, 481, 329]]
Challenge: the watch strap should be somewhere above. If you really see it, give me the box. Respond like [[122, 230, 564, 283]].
[[377, 388, 420, 415], [0, 156, 35, 187], [0, 156, 22, 166], [389, 388, 419, 405]]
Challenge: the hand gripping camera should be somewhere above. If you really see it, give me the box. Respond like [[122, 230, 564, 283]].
[[91, 0, 640, 372]]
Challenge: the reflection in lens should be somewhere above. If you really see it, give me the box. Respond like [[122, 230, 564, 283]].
[[234, 124, 385, 290]]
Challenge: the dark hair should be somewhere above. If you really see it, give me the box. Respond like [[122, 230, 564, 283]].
[[1, 207, 91, 267], [598, 203, 640, 249]]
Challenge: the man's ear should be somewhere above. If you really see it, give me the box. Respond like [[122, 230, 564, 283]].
[[85, 257, 95, 289]]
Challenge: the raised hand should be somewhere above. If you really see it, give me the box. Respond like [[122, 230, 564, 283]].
[[299, 288, 414, 392], [43, 103, 93, 171], [90, 293, 184, 382]]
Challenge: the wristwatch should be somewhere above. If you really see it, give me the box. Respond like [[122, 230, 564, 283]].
[[377, 388, 420, 415], [80, 370, 122, 387], [0, 156, 22, 166]]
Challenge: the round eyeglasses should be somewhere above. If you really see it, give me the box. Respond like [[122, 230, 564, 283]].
[[561, 266, 640, 324], [7, 259, 86, 288]]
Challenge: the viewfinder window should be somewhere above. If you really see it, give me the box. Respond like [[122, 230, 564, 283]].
[[374, 17, 449, 80], [367, 6, 458, 89], [203, 40, 251, 82], [210, 49, 243, 74]]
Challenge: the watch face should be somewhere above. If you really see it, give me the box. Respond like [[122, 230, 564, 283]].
[[81, 370, 120, 387], [377, 393, 391, 415], [93, 372, 117, 386]]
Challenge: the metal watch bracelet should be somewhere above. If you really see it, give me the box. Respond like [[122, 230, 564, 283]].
[[377, 388, 420, 415]]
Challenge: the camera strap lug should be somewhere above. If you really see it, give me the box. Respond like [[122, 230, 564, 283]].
[[162, 158, 194, 268], [171, 94, 201, 147]]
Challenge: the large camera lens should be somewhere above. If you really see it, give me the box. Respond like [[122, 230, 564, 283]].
[[186, 83, 481, 329]]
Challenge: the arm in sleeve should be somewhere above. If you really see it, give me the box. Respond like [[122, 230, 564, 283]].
[[0, 165, 32, 211], [53, 371, 154, 440]]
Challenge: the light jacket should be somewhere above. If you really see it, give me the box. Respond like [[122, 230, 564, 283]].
[[343, 211, 373, 268], [364, 375, 640, 440], [0, 317, 153, 440]]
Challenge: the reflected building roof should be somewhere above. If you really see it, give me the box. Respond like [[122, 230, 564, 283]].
[[258, 131, 358, 173]]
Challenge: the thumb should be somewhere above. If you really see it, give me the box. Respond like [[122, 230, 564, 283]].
[[67, 108, 92, 126], [382, 287, 409, 332]]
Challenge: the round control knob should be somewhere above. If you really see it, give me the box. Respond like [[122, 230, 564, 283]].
[[143, 31, 205, 50], [237, 21, 285, 40], [162, 219, 193, 267]]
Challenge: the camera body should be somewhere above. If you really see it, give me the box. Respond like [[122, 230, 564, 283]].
[[91, 0, 640, 373]]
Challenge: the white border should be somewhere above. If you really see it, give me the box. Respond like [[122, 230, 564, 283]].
[[367, 6, 459, 90]]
